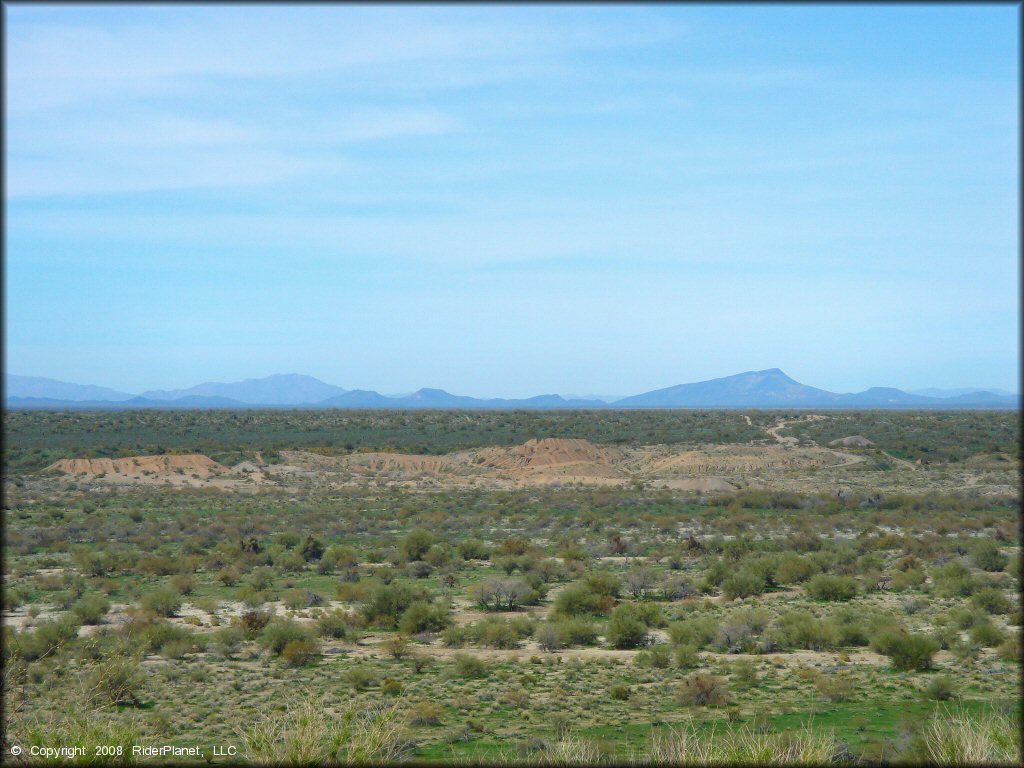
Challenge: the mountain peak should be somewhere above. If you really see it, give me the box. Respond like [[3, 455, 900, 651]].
[[752, 367, 793, 380], [140, 374, 347, 405]]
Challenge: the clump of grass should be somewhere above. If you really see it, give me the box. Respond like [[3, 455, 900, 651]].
[[918, 705, 1021, 765], [647, 718, 837, 764], [10, 706, 141, 765], [237, 695, 409, 764], [450, 652, 489, 678]]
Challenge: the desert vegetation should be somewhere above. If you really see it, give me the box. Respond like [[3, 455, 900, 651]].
[[2, 409, 1020, 764]]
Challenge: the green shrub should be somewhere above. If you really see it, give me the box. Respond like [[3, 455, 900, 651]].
[[556, 617, 599, 647], [933, 561, 978, 598], [13, 708, 141, 761], [399, 528, 434, 562], [160, 638, 194, 659], [891, 568, 927, 591], [731, 658, 760, 690], [674, 643, 701, 669], [170, 573, 194, 595], [14, 616, 79, 661], [282, 589, 323, 610], [132, 619, 190, 654], [968, 618, 1006, 647], [775, 554, 818, 584], [344, 665, 377, 691], [72, 594, 111, 625], [472, 616, 530, 649], [398, 600, 449, 636], [140, 587, 182, 617], [451, 653, 489, 678], [281, 638, 321, 667], [247, 567, 275, 591], [970, 587, 1011, 615], [634, 601, 666, 628], [805, 574, 857, 601], [607, 603, 648, 649], [362, 583, 423, 628], [871, 630, 938, 671], [317, 610, 350, 639], [209, 625, 245, 659], [610, 684, 630, 701], [552, 583, 604, 618], [769, 610, 838, 651], [948, 605, 981, 630], [441, 624, 466, 648], [971, 540, 1008, 572], [457, 539, 491, 560], [636, 643, 672, 669], [721, 569, 765, 601], [668, 617, 718, 650], [828, 606, 875, 646], [261, 619, 314, 656]]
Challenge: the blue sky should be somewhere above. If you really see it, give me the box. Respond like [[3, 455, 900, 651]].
[[5, 4, 1018, 397]]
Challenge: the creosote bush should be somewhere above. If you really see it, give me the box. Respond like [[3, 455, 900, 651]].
[[871, 630, 939, 671], [280, 638, 321, 667], [140, 587, 181, 617], [805, 574, 857, 601]]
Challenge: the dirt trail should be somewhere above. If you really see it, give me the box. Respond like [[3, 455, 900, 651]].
[[765, 415, 826, 446], [763, 415, 865, 469], [878, 451, 918, 471]]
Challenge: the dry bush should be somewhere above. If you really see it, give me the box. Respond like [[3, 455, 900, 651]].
[[407, 701, 445, 726], [676, 674, 730, 707]]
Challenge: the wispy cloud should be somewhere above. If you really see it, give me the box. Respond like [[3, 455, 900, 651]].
[[5, 5, 1017, 392]]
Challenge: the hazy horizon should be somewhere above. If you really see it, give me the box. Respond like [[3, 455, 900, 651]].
[[4, 369, 1018, 402], [5, 5, 1019, 397]]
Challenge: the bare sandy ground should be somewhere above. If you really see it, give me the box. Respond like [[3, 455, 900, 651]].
[[42, 428, 1017, 497], [45, 453, 265, 489]]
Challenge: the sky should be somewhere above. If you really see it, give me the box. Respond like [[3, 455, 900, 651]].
[[4, 4, 1019, 397]]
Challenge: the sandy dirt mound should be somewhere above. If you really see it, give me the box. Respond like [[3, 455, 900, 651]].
[[48, 454, 226, 477], [43, 454, 252, 488], [347, 453, 457, 475], [474, 438, 623, 470], [471, 438, 629, 485], [642, 445, 845, 475], [829, 435, 874, 447]]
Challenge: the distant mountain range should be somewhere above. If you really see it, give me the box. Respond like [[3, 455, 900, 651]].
[[4, 370, 1019, 410], [139, 373, 348, 405]]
